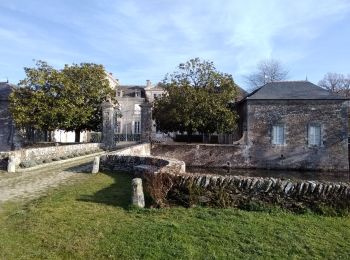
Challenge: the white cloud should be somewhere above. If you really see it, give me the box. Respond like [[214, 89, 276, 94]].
[[0, 0, 349, 85]]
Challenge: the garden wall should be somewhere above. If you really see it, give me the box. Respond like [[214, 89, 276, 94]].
[[102, 143, 350, 211], [12, 143, 103, 167], [151, 143, 248, 168]]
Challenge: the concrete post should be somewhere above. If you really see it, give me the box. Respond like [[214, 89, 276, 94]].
[[132, 178, 145, 208], [91, 156, 100, 174], [101, 100, 116, 149], [140, 102, 152, 143], [7, 155, 16, 173]]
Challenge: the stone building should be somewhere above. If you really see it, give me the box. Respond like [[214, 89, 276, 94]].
[[238, 81, 349, 171], [0, 82, 16, 151], [115, 80, 164, 138]]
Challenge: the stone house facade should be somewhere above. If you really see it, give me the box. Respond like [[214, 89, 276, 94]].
[[238, 81, 349, 171], [115, 80, 164, 136]]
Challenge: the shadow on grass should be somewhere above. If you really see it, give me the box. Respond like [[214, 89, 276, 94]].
[[77, 171, 133, 209]]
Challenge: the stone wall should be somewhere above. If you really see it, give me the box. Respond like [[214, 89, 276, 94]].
[[167, 172, 350, 211], [12, 143, 103, 166], [112, 143, 151, 156], [100, 145, 350, 210], [245, 100, 349, 171], [151, 143, 248, 168]]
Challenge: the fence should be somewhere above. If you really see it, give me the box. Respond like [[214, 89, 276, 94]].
[[114, 134, 141, 142], [174, 134, 235, 144]]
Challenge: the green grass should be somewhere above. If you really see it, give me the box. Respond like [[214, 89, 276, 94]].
[[1, 172, 350, 259]]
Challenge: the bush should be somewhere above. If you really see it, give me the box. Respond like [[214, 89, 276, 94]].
[[35, 159, 44, 165], [43, 158, 52, 164], [19, 160, 37, 168], [52, 157, 60, 161]]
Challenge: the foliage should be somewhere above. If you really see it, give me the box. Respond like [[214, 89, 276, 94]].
[[59, 63, 115, 134], [153, 58, 239, 134], [245, 58, 289, 90], [1, 172, 350, 259], [9, 61, 66, 131], [318, 72, 350, 97], [9, 61, 115, 140]]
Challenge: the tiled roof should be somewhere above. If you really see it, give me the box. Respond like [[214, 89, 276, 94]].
[[245, 81, 347, 100]]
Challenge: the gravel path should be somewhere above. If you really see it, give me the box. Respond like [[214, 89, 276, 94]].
[[0, 156, 97, 203]]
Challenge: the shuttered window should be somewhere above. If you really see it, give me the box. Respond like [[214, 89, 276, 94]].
[[308, 125, 321, 146], [272, 125, 285, 145]]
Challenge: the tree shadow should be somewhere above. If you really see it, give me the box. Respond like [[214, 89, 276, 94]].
[[77, 171, 133, 209]]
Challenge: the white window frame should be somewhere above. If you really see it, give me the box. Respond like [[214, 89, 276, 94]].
[[133, 121, 141, 134], [308, 124, 322, 146], [272, 124, 285, 145]]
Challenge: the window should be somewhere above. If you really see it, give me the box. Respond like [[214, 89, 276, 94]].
[[117, 90, 123, 97], [272, 125, 285, 145], [308, 125, 321, 146], [134, 104, 141, 115], [135, 90, 141, 97], [134, 121, 141, 134]]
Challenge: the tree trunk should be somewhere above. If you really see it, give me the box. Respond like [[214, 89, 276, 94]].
[[75, 130, 81, 143], [44, 130, 48, 142]]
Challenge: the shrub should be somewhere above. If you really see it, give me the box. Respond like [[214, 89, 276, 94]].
[[43, 158, 52, 164], [52, 157, 60, 161], [19, 160, 37, 168], [35, 159, 44, 165]]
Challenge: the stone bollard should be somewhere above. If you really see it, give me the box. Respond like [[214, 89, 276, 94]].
[[7, 155, 16, 173], [132, 178, 145, 208], [91, 156, 100, 174]]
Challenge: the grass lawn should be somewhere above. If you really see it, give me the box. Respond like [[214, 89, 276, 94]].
[[1, 171, 350, 259]]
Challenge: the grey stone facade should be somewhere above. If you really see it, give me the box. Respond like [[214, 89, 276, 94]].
[[0, 83, 15, 152], [240, 81, 349, 171], [115, 80, 164, 136], [244, 100, 349, 171]]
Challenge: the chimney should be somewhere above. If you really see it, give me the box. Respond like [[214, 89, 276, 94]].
[[146, 80, 151, 88]]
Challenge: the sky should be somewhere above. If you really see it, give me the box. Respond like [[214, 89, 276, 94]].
[[0, 0, 349, 90]]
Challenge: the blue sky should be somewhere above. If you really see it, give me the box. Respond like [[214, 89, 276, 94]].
[[0, 0, 349, 90]]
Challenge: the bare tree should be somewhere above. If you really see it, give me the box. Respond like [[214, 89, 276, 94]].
[[245, 58, 289, 90], [318, 72, 350, 97]]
